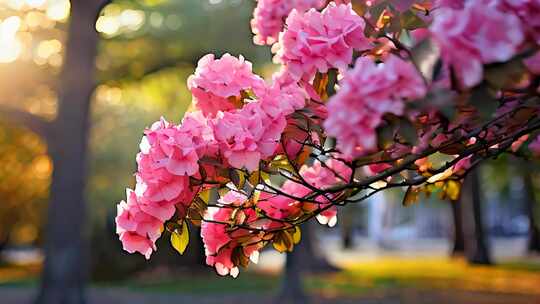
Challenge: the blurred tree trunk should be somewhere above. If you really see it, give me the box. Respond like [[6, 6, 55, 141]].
[[461, 169, 491, 265], [278, 248, 309, 304], [277, 221, 338, 302], [523, 170, 540, 253], [450, 199, 465, 256], [36, 1, 108, 303], [299, 221, 339, 272], [340, 206, 355, 249]]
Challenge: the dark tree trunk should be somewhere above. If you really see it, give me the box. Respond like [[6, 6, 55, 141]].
[[461, 169, 491, 265], [298, 221, 339, 273], [36, 1, 107, 303], [523, 170, 540, 253], [277, 221, 339, 302], [450, 199, 465, 256], [340, 207, 355, 249], [277, 248, 309, 304]]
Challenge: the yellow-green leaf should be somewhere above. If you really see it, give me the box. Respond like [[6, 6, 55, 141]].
[[171, 221, 189, 255], [292, 227, 301, 244], [270, 155, 295, 173], [249, 171, 261, 186], [198, 189, 212, 204], [272, 230, 294, 253]]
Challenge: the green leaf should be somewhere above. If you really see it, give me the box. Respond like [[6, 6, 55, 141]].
[[171, 221, 189, 255], [484, 58, 527, 89], [400, 10, 426, 30]]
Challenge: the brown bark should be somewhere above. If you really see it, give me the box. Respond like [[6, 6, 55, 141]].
[[461, 169, 491, 265], [278, 247, 309, 304], [297, 221, 339, 273], [450, 199, 465, 256], [35, 1, 108, 303], [523, 170, 540, 253], [277, 221, 339, 303]]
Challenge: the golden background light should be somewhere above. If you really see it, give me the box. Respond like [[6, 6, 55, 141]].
[[0, 0, 70, 64]]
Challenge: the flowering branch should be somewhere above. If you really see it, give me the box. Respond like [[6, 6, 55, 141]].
[[115, 0, 540, 278]]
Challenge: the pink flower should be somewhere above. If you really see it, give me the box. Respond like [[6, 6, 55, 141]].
[[251, 0, 325, 46], [324, 55, 426, 159], [260, 159, 351, 226], [301, 159, 351, 226], [524, 51, 540, 75], [139, 118, 199, 177], [201, 192, 261, 277], [275, 3, 370, 80], [434, 0, 464, 9], [188, 54, 266, 117], [134, 118, 202, 221], [259, 70, 307, 118], [116, 190, 163, 259], [212, 102, 286, 171], [430, 1, 524, 88], [301, 158, 352, 189], [511, 134, 530, 152], [498, 0, 540, 45], [134, 170, 190, 203], [118, 232, 155, 260], [258, 190, 303, 220], [364, 163, 391, 176], [180, 111, 218, 157]]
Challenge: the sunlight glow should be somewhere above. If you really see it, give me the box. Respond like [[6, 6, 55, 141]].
[[0, 0, 71, 65], [0, 16, 22, 63], [96, 7, 145, 37], [46, 0, 70, 21]]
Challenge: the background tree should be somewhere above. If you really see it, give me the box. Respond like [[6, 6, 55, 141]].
[[461, 169, 492, 265]]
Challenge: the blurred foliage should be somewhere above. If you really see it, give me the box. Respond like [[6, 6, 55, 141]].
[[0, 0, 275, 255], [88, 0, 274, 235], [0, 123, 49, 246]]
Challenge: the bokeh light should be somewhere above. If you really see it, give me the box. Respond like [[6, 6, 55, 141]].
[[0, 16, 22, 63], [0, 0, 69, 65]]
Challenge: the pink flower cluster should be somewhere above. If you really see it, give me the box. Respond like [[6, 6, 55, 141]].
[[324, 55, 426, 159], [188, 54, 307, 172], [525, 51, 540, 75], [275, 3, 370, 80], [251, 0, 325, 45], [117, 54, 308, 259], [187, 54, 265, 117], [201, 191, 262, 277], [258, 159, 352, 227], [430, 0, 524, 88], [117, 116, 214, 258], [497, 0, 540, 45], [213, 102, 286, 171]]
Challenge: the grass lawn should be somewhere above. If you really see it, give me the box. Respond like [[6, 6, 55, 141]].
[[103, 257, 540, 298], [2, 257, 540, 299]]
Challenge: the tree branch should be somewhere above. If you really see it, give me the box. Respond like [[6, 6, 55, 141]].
[[0, 106, 52, 140]]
